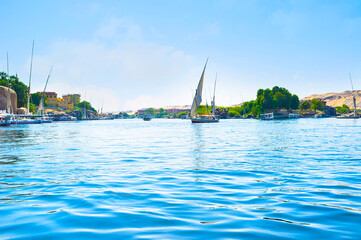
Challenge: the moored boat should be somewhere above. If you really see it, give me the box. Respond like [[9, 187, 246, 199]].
[[259, 112, 274, 120], [143, 115, 151, 121]]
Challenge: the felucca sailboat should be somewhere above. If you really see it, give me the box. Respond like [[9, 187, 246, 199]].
[[190, 59, 219, 123]]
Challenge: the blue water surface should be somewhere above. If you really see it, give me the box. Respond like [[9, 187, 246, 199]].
[[1, 118, 361, 239]]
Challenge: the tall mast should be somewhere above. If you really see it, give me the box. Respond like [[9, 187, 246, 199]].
[[101, 98, 104, 115], [27, 40, 35, 114], [6, 52, 11, 114], [349, 73, 358, 116], [39, 66, 53, 117], [212, 73, 217, 116]]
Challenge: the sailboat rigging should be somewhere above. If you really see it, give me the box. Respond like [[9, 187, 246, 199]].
[[27, 40, 34, 115], [337, 73, 359, 119], [38, 66, 53, 123], [190, 59, 219, 123], [349, 73, 358, 118]]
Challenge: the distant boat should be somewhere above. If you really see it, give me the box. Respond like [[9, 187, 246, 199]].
[[337, 74, 359, 119], [190, 59, 219, 123], [143, 115, 151, 121]]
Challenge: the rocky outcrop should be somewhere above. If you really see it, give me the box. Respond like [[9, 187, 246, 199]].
[[67, 109, 97, 120], [68, 109, 82, 120], [302, 90, 361, 108], [0, 86, 17, 113], [215, 108, 229, 119]]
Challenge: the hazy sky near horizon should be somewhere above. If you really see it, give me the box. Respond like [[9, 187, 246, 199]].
[[1, 0, 361, 111]]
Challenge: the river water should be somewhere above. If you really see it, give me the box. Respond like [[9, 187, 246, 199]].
[[1, 119, 361, 239]]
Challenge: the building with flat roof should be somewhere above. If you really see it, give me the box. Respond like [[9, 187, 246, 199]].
[[37, 92, 80, 110]]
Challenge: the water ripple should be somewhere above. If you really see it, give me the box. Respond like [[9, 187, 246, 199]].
[[1, 119, 361, 239]]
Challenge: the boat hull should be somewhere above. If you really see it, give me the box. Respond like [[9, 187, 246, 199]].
[[11, 120, 42, 125], [191, 118, 219, 123], [336, 116, 360, 119]]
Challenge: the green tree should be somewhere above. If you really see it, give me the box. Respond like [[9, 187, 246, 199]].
[[77, 101, 97, 112], [290, 94, 300, 109], [272, 92, 287, 109], [30, 92, 47, 106], [335, 104, 350, 114], [196, 105, 207, 115], [145, 108, 155, 115], [29, 103, 36, 114], [228, 110, 241, 118], [300, 100, 311, 110], [177, 111, 187, 118], [253, 86, 298, 114], [310, 99, 325, 111]]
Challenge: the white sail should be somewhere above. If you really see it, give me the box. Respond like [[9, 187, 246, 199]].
[[38, 99, 44, 115], [37, 66, 52, 116], [212, 74, 217, 116], [190, 59, 208, 117]]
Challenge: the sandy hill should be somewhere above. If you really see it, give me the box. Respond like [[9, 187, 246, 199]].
[[302, 90, 361, 108]]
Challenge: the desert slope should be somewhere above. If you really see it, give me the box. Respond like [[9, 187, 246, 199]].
[[302, 90, 361, 108]]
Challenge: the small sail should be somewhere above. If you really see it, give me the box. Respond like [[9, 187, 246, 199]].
[[212, 74, 217, 116], [38, 66, 53, 116], [38, 99, 44, 115], [190, 59, 208, 117]]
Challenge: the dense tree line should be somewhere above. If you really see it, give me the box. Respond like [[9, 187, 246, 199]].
[[226, 86, 300, 117]]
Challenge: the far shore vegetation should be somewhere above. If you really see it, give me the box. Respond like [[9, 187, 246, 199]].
[[1, 72, 359, 118]]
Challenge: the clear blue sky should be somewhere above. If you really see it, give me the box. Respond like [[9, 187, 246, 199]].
[[1, 0, 361, 111]]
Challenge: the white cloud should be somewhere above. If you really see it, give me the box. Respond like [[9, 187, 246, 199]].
[[23, 18, 199, 112]]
